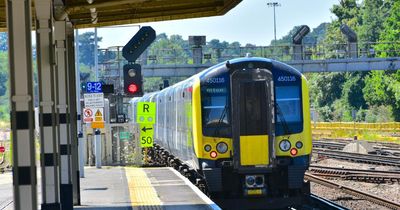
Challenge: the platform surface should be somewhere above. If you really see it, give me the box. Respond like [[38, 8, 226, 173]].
[[76, 166, 220, 210]]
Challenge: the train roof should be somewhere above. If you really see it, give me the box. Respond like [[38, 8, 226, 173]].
[[199, 57, 303, 79]]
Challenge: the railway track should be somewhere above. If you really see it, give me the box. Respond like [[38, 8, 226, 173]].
[[301, 194, 349, 210], [308, 165, 400, 183], [313, 141, 400, 156], [305, 173, 400, 210], [312, 148, 400, 167], [315, 138, 400, 148]]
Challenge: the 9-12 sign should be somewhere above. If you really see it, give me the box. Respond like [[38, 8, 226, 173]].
[[86, 82, 102, 93]]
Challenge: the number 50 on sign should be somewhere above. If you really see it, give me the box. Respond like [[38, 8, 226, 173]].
[[140, 124, 154, 147]]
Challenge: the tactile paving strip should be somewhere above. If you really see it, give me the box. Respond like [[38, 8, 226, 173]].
[[125, 167, 163, 210]]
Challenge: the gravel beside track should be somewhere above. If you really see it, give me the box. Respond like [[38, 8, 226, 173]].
[[311, 154, 400, 209], [306, 173, 400, 210]]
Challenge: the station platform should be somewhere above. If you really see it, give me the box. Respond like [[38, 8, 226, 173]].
[[76, 166, 220, 210]]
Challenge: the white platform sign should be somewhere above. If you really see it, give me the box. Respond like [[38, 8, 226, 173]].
[[84, 93, 104, 108]]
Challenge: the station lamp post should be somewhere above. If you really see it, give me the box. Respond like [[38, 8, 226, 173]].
[[267, 2, 281, 44]]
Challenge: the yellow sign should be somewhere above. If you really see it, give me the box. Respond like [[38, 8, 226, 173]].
[[91, 121, 104, 129], [136, 102, 156, 124], [140, 124, 154, 147], [93, 108, 104, 122], [95, 109, 102, 116]]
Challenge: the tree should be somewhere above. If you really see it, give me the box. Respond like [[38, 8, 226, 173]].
[[0, 33, 7, 51], [359, 0, 388, 42], [374, 0, 400, 58], [78, 32, 102, 67]]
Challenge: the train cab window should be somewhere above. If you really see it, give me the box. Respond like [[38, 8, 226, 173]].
[[275, 86, 303, 135], [201, 87, 231, 137]]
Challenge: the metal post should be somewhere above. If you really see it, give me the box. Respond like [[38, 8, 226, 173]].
[[6, 0, 37, 209], [116, 127, 121, 163], [273, 6, 276, 42], [94, 27, 98, 81], [66, 22, 80, 205], [35, 0, 61, 209], [267, 2, 281, 44], [76, 29, 85, 178], [54, 20, 73, 210], [94, 129, 102, 168]]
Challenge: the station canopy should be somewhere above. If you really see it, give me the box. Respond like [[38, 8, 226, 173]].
[[0, 0, 242, 29]]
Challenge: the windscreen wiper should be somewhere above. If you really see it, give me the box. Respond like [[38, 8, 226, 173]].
[[214, 105, 228, 136], [276, 103, 291, 135]]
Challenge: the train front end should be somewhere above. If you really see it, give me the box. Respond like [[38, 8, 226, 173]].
[[193, 57, 311, 209]]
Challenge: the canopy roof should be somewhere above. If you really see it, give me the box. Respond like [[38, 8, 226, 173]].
[[0, 0, 242, 29]]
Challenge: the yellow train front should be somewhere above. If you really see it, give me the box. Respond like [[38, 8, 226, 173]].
[[130, 57, 312, 209]]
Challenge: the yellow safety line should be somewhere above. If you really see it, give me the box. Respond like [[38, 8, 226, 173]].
[[125, 167, 162, 206]]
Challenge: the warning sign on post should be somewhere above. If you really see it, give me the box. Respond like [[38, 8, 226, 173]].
[[94, 108, 103, 122], [83, 108, 94, 123]]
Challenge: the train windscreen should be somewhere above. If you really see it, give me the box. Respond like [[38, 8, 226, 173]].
[[201, 86, 231, 137], [275, 86, 303, 135]]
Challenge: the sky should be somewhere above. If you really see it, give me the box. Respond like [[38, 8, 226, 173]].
[[79, 0, 339, 48]]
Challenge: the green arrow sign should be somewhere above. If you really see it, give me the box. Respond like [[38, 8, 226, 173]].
[[140, 124, 154, 147]]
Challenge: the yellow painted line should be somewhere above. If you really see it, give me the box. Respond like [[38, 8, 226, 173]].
[[125, 167, 162, 206]]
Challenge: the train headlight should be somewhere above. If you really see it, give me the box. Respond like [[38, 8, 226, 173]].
[[204, 144, 212, 152], [216, 142, 228, 154], [295, 141, 303, 149], [245, 175, 255, 187], [255, 176, 264, 186], [279, 140, 291, 152]]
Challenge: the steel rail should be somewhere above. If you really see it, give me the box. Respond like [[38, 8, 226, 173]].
[[309, 165, 400, 183], [305, 173, 400, 210], [305, 194, 349, 210], [313, 148, 400, 167], [309, 165, 400, 175]]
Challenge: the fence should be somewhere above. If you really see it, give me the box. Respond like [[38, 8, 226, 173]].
[[311, 122, 400, 142]]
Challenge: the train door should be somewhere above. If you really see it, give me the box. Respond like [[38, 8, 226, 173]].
[[230, 68, 275, 172]]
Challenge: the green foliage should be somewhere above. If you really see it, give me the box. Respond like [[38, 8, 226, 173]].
[[374, 1, 400, 57], [0, 33, 7, 51], [78, 32, 103, 67], [0, 51, 9, 121]]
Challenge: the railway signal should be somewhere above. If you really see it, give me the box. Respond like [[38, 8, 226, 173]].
[[123, 63, 143, 96], [122, 26, 156, 62]]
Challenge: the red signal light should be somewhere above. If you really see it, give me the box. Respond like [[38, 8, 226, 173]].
[[128, 83, 138, 93]]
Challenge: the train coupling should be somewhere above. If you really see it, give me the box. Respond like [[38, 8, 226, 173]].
[[243, 175, 266, 196]]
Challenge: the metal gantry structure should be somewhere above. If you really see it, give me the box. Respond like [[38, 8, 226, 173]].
[[96, 41, 400, 78]]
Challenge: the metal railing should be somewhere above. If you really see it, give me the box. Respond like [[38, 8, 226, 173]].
[[98, 41, 400, 66]]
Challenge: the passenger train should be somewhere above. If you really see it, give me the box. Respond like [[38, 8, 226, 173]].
[[129, 57, 312, 209]]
